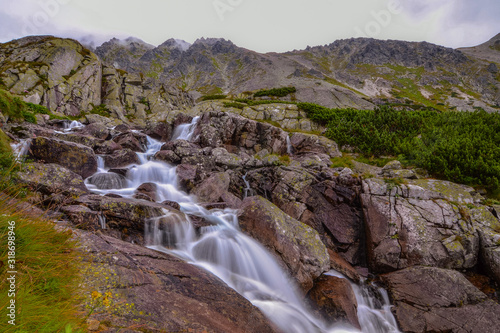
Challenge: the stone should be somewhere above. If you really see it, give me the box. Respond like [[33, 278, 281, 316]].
[[102, 149, 140, 168], [113, 132, 148, 152], [60, 205, 100, 231], [82, 122, 109, 140], [307, 275, 360, 329], [176, 164, 197, 191], [16, 163, 88, 198], [27, 136, 98, 178], [328, 250, 361, 282], [211, 147, 243, 169], [239, 196, 330, 291], [135, 182, 158, 202], [290, 132, 341, 158], [192, 172, 230, 203], [381, 266, 500, 333], [86, 172, 127, 190]]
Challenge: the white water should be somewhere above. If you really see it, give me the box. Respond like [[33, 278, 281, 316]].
[[325, 271, 400, 333], [242, 172, 254, 198], [286, 135, 294, 155], [11, 139, 31, 159], [63, 120, 84, 132], [170, 116, 200, 141], [83, 121, 399, 333]]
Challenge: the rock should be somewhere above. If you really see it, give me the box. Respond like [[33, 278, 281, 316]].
[[60, 205, 100, 230], [27, 136, 98, 178], [82, 122, 109, 140], [94, 140, 122, 154], [16, 163, 88, 198], [381, 160, 402, 171], [86, 172, 127, 190], [135, 182, 158, 202], [290, 132, 341, 158], [154, 150, 181, 164], [76, 230, 277, 333], [328, 250, 361, 282], [196, 111, 288, 155], [211, 147, 243, 169], [381, 266, 500, 333], [102, 149, 140, 168], [307, 275, 360, 329], [362, 178, 480, 273], [192, 172, 230, 203], [176, 164, 197, 191], [470, 206, 500, 285], [113, 132, 147, 152], [239, 196, 330, 291], [145, 121, 172, 141], [161, 200, 180, 210], [53, 132, 98, 149]]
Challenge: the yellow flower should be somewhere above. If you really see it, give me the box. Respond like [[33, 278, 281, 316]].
[[91, 291, 102, 299], [105, 291, 112, 298]]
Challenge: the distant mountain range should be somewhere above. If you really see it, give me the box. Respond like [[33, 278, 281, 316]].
[[94, 33, 500, 111]]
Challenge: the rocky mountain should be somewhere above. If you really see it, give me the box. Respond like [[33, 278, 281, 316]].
[[95, 35, 500, 111]]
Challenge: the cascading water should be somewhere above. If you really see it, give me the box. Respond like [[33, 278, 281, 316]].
[[63, 120, 84, 132], [83, 120, 400, 333], [286, 135, 294, 155], [242, 172, 254, 198]]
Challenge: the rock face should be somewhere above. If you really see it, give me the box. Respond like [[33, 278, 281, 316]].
[[239, 196, 330, 291], [27, 136, 98, 178], [0, 36, 101, 116], [362, 178, 480, 273], [381, 266, 500, 333], [77, 230, 278, 333]]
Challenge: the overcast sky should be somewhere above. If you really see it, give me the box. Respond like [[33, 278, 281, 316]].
[[0, 0, 499, 52]]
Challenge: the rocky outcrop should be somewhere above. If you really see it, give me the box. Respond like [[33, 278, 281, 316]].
[[77, 230, 278, 333], [16, 163, 88, 198], [381, 266, 500, 333], [0, 36, 101, 116], [27, 136, 98, 178], [239, 196, 330, 291], [362, 178, 481, 273]]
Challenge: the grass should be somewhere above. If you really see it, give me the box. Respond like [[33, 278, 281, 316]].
[[254, 86, 296, 98], [0, 193, 85, 332], [330, 155, 354, 169]]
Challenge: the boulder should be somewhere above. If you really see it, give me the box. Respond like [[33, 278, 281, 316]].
[[16, 163, 88, 198], [211, 147, 243, 169], [290, 132, 342, 158], [362, 178, 480, 273], [135, 182, 158, 202], [239, 196, 330, 291], [176, 164, 197, 191], [82, 122, 110, 140], [27, 136, 98, 178], [77, 230, 277, 333], [60, 205, 100, 230], [86, 172, 127, 190], [102, 149, 140, 168], [307, 275, 360, 329], [113, 132, 148, 152], [192, 172, 231, 203], [381, 266, 500, 333]]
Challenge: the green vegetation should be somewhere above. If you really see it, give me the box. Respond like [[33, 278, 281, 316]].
[[0, 89, 52, 123], [299, 102, 500, 191], [201, 94, 227, 101], [234, 98, 297, 106], [90, 104, 111, 117], [0, 194, 84, 332], [223, 101, 246, 109], [254, 86, 297, 98]]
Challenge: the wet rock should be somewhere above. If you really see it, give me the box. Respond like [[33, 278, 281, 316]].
[[328, 250, 361, 282], [161, 200, 180, 210], [176, 164, 197, 191], [27, 136, 98, 178], [381, 266, 500, 333], [94, 140, 122, 154], [60, 205, 100, 230], [135, 182, 158, 202], [87, 172, 127, 190], [307, 275, 360, 329], [192, 172, 230, 203], [53, 132, 98, 149], [154, 150, 181, 164], [145, 121, 172, 141], [77, 230, 277, 333], [16, 163, 88, 198], [239, 196, 330, 291], [113, 131, 148, 152], [102, 149, 140, 168]]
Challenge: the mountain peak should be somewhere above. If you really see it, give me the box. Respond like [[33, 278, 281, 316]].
[[159, 38, 191, 51]]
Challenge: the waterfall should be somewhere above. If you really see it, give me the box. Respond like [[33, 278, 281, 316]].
[[83, 125, 400, 333], [286, 135, 294, 155], [11, 139, 31, 159], [325, 271, 400, 333], [171, 116, 200, 141], [98, 213, 107, 230], [63, 120, 84, 132], [242, 172, 254, 198]]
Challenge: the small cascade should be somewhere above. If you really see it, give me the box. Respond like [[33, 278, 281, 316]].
[[63, 120, 84, 132], [171, 116, 200, 141], [325, 271, 400, 333], [242, 172, 254, 198], [98, 213, 107, 230], [11, 139, 31, 159], [96, 156, 106, 173], [286, 135, 294, 155]]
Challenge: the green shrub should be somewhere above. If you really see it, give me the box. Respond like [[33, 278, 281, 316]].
[[223, 101, 246, 109], [201, 94, 227, 101], [254, 87, 297, 98], [90, 104, 111, 117], [299, 102, 500, 191]]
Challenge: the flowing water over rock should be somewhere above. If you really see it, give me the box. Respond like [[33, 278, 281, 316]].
[[83, 122, 400, 333]]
